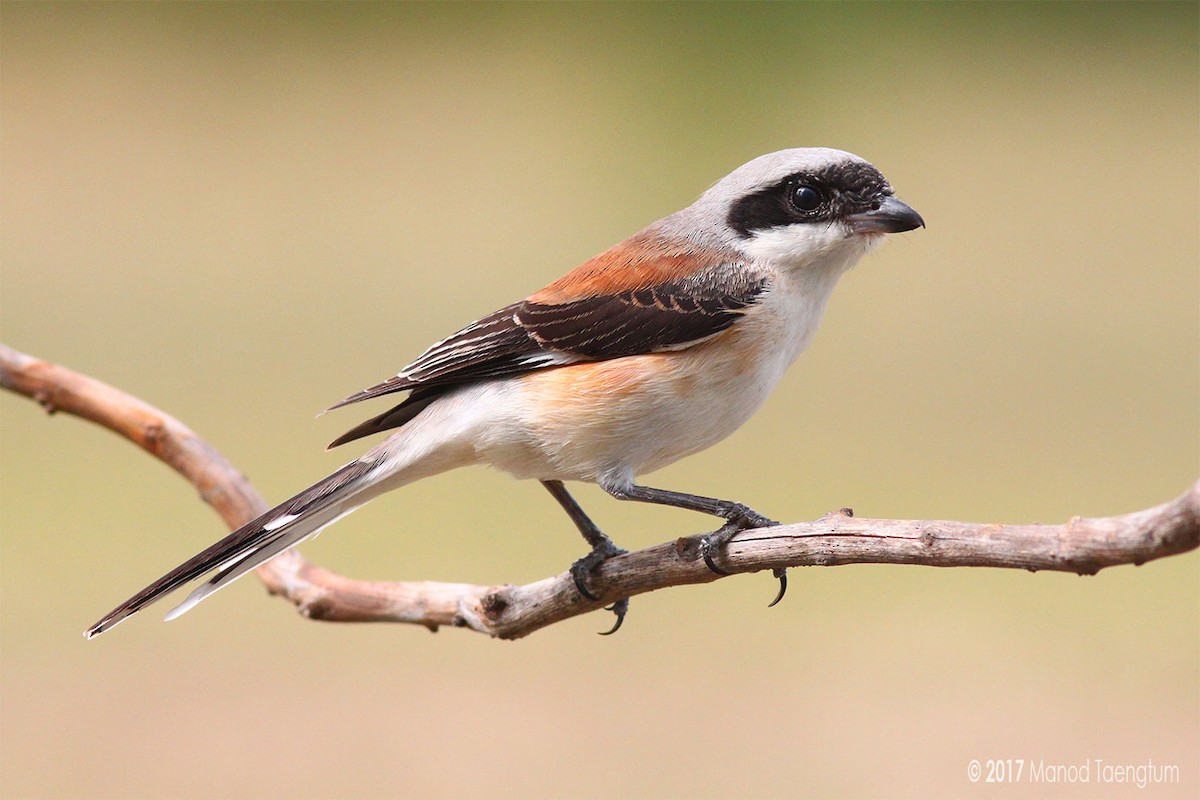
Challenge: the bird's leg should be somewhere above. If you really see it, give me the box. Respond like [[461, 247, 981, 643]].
[[540, 480, 628, 635], [601, 482, 786, 604], [602, 483, 776, 528]]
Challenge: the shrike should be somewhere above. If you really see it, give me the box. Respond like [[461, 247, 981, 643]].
[[86, 147, 923, 638]]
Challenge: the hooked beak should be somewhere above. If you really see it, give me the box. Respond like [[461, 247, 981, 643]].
[[848, 195, 925, 235]]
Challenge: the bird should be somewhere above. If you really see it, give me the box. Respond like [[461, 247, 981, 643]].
[[85, 147, 923, 638]]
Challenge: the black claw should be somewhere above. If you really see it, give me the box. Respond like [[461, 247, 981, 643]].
[[698, 519, 742, 575], [597, 599, 628, 635], [572, 571, 601, 602], [701, 547, 732, 575], [768, 568, 788, 607]]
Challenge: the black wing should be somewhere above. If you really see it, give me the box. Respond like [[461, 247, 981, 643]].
[[327, 274, 769, 448], [518, 281, 763, 358], [327, 304, 535, 411]]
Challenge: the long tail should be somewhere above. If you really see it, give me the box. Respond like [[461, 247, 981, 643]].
[[86, 457, 388, 638]]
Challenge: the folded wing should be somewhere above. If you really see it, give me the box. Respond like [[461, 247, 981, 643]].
[[327, 256, 769, 448]]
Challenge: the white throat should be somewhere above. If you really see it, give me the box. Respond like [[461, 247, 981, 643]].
[[741, 221, 881, 274], [742, 224, 883, 366]]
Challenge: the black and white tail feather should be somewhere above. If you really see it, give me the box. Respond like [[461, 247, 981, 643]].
[[85, 458, 382, 638]]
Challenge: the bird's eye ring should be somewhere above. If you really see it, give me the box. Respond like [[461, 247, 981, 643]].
[[789, 184, 822, 213]]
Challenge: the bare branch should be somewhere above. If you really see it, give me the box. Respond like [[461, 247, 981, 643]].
[[3, 343, 1197, 640]]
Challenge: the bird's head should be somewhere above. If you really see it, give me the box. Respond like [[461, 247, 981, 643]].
[[679, 148, 924, 272]]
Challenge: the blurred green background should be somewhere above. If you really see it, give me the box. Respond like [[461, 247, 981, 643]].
[[1, 3, 1196, 798]]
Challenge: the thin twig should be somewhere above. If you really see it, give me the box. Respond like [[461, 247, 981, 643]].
[[3, 342, 1197, 639]]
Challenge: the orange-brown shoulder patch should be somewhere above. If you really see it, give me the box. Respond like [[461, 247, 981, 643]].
[[528, 230, 735, 304]]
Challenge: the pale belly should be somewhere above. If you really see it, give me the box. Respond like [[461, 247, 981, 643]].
[[475, 324, 794, 487]]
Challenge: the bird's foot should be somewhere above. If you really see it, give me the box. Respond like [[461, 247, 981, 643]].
[[698, 504, 778, 573], [696, 507, 788, 606], [569, 538, 630, 635], [569, 538, 628, 600]]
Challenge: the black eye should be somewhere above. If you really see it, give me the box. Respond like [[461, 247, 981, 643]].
[[789, 184, 822, 212]]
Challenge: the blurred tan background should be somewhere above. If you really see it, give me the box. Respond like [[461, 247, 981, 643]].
[[1, 3, 1196, 798]]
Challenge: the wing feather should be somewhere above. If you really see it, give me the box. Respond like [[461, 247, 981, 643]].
[[326, 304, 531, 410], [326, 260, 769, 446]]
